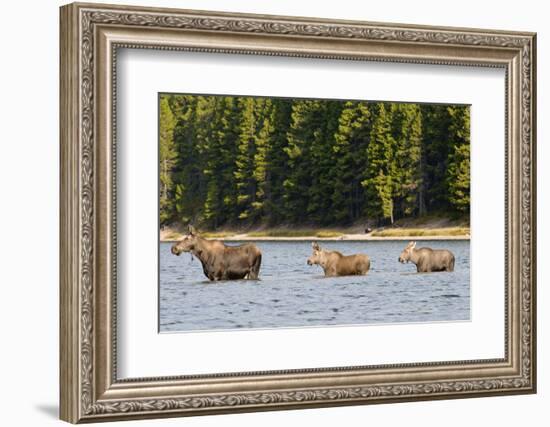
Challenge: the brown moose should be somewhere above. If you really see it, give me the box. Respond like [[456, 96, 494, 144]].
[[398, 241, 455, 272], [171, 226, 262, 281], [307, 242, 370, 277]]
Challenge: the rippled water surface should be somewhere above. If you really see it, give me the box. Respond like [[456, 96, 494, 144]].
[[159, 240, 470, 332]]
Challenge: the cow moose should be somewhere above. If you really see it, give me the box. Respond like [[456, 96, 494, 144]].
[[307, 242, 370, 277], [171, 226, 262, 281], [398, 241, 455, 272]]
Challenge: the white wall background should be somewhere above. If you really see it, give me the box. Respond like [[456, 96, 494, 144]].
[[0, 0, 545, 426]]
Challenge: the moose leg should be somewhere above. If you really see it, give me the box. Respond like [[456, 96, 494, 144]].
[[202, 267, 214, 281], [449, 257, 455, 272], [248, 254, 262, 280]]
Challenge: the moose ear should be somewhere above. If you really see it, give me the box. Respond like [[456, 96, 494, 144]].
[[411, 241, 417, 248], [188, 224, 196, 235], [312, 242, 320, 250]]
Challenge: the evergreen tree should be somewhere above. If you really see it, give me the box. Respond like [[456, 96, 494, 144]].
[[159, 95, 177, 225], [284, 99, 339, 223], [283, 100, 317, 222], [160, 94, 470, 229], [217, 97, 242, 222], [307, 100, 342, 224], [251, 99, 275, 222], [234, 98, 264, 221], [202, 97, 241, 227], [446, 106, 470, 213], [331, 101, 372, 223], [262, 99, 293, 225], [391, 103, 423, 218], [362, 103, 396, 223], [420, 104, 453, 212], [171, 96, 202, 225]]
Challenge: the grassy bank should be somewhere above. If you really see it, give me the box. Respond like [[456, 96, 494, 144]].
[[247, 229, 343, 238], [160, 221, 470, 242], [370, 227, 470, 238], [161, 228, 344, 240]]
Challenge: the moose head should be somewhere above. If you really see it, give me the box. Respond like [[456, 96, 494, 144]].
[[398, 241, 417, 263], [171, 225, 199, 256]]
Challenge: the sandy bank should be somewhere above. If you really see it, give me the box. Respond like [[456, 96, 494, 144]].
[[161, 233, 470, 242]]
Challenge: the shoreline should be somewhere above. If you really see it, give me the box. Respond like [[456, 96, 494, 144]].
[[160, 233, 470, 242]]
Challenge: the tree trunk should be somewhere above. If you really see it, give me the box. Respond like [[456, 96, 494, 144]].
[[162, 159, 168, 199], [418, 145, 427, 216]]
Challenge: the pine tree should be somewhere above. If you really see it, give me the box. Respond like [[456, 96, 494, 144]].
[[361, 103, 396, 223], [332, 101, 372, 223], [161, 94, 470, 230], [263, 99, 293, 225], [392, 104, 423, 218], [446, 106, 470, 213], [375, 170, 394, 223], [234, 98, 265, 222], [299, 100, 340, 224], [202, 96, 242, 228], [171, 95, 202, 225], [159, 95, 177, 225], [217, 96, 241, 224], [251, 99, 274, 223], [420, 104, 453, 213], [284, 100, 325, 223]]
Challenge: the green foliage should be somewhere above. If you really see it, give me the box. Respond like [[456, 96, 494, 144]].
[[158, 94, 470, 230], [420, 104, 453, 211], [159, 96, 177, 224], [362, 103, 396, 222], [392, 103, 423, 217], [360, 103, 424, 224], [446, 107, 471, 213], [261, 99, 293, 225], [330, 101, 371, 223], [234, 97, 260, 221], [284, 100, 322, 222]]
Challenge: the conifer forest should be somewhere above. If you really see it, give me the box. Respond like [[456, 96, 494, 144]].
[[159, 94, 470, 229]]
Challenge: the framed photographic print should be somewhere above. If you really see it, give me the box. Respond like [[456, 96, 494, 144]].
[[60, 2, 537, 423]]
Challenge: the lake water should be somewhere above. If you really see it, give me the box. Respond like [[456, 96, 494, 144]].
[[159, 240, 470, 332]]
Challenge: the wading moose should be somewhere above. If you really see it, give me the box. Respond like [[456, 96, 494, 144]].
[[307, 242, 370, 277], [171, 226, 262, 281], [398, 241, 455, 272]]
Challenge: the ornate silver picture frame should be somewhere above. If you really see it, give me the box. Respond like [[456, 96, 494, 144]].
[[60, 2, 536, 423]]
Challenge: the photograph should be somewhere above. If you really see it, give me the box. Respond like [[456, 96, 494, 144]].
[[158, 93, 471, 332], [57, 2, 536, 422]]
